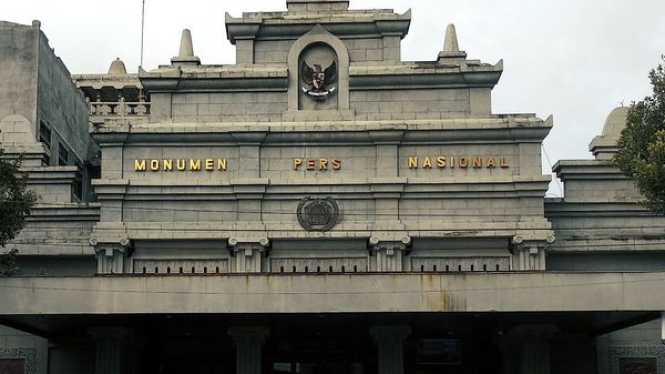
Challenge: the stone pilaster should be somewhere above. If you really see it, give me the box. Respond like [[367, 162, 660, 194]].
[[498, 325, 558, 374], [369, 237, 410, 272], [88, 327, 134, 374], [228, 238, 270, 273], [511, 236, 555, 271], [229, 327, 270, 374], [370, 326, 411, 374], [91, 238, 133, 274]]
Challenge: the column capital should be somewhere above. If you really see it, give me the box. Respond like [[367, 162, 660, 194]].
[[88, 326, 133, 340], [228, 326, 270, 345], [510, 324, 559, 339], [369, 325, 411, 342], [227, 238, 270, 249], [91, 239, 133, 274], [368, 237, 411, 252]]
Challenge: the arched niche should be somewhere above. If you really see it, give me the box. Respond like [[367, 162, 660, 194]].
[[0, 115, 35, 143], [287, 24, 350, 112]]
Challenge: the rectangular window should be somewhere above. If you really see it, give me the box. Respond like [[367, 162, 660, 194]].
[[72, 174, 83, 201], [58, 143, 69, 166], [39, 120, 51, 147]]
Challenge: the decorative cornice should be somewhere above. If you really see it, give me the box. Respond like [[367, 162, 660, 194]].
[[225, 10, 411, 44], [350, 60, 503, 90], [91, 116, 552, 144], [139, 66, 288, 93]]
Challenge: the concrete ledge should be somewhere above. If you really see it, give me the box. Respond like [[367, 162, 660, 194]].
[[0, 272, 663, 315]]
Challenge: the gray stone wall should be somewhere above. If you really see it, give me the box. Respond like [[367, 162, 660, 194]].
[[36, 31, 89, 163], [351, 89, 472, 121], [0, 22, 39, 134], [171, 92, 287, 123], [251, 36, 396, 65], [119, 143, 524, 183], [164, 87, 484, 124]]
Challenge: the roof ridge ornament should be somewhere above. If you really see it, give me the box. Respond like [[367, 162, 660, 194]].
[[108, 58, 128, 75], [171, 29, 201, 67], [438, 23, 467, 62]]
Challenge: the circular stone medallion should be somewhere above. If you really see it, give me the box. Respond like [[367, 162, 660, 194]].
[[297, 197, 339, 232]]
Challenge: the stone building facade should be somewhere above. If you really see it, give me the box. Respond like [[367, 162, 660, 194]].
[[1, 1, 664, 373]]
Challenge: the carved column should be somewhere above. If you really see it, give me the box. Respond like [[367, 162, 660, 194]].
[[91, 239, 133, 274], [370, 326, 411, 374], [498, 325, 558, 374], [229, 327, 270, 374], [511, 236, 555, 271], [228, 238, 270, 273], [369, 237, 411, 272], [89, 327, 134, 374]]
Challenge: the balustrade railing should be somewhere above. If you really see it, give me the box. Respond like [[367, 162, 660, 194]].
[[88, 99, 151, 118]]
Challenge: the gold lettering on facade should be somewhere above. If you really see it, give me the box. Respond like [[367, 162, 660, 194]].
[[217, 159, 227, 171], [293, 158, 342, 171], [408, 157, 418, 169], [134, 158, 229, 172], [405, 156, 510, 170], [189, 159, 201, 171], [472, 156, 482, 168], [134, 160, 147, 171], [422, 156, 432, 169]]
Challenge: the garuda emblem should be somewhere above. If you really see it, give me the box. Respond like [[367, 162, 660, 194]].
[[301, 61, 337, 101]]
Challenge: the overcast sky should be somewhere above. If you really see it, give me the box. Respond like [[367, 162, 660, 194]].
[[4, 0, 665, 196]]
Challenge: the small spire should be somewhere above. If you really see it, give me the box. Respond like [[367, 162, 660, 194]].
[[443, 24, 459, 52], [438, 23, 467, 62], [108, 58, 127, 75], [172, 29, 200, 67], [179, 29, 195, 58]]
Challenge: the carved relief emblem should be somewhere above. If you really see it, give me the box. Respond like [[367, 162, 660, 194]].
[[297, 197, 339, 232], [301, 61, 337, 101]]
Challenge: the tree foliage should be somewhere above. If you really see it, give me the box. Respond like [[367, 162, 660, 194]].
[[0, 150, 37, 274], [615, 57, 665, 213]]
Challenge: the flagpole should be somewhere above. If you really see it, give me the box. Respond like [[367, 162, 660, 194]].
[[140, 0, 146, 68]]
